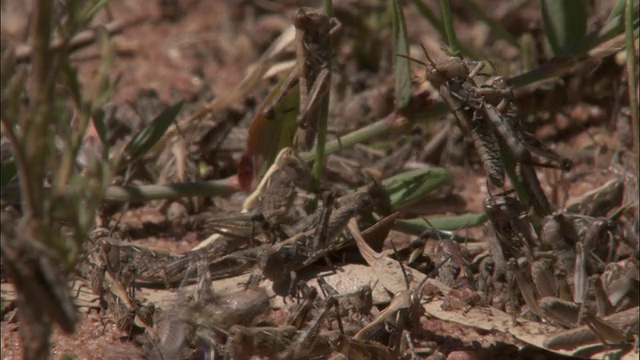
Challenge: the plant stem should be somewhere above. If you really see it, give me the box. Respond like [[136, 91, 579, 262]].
[[625, 0, 640, 169], [312, 96, 330, 190], [439, 0, 460, 56]]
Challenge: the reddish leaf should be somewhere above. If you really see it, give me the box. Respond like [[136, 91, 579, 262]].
[[240, 73, 299, 189]]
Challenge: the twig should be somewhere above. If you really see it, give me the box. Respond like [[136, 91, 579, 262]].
[[15, 18, 144, 63]]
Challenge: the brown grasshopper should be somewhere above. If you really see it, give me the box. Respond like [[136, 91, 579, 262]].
[[86, 239, 155, 335], [223, 297, 340, 359], [544, 306, 638, 350], [563, 178, 624, 217], [262, 189, 373, 296], [539, 297, 634, 351], [317, 275, 374, 321], [146, 252, 272, 359], [424, 54, 572, 216], [261, 8, 341, 151], [97, 236, 180, 287], [292, 7, 341, 151], [225, 324, 298, 359], [328, 331, 397, 360], [243, 147, 315, 225], [483, 196, 538, 273], [426, 57, 506, 191]]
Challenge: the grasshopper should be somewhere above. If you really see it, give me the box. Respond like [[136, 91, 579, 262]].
[[262, 188, 373, 296], [261, 8, 341, 151], [317, 276, 374, 321], [243, 147, 315, 225], [292, 7, 341, 151], [483, 196, 538, 270], [223, 297, 340, 359], [423, 54, 573, 216], [328, 331, 397, 360], [544, 306, 638, 350], [540, 297, 633, 350]]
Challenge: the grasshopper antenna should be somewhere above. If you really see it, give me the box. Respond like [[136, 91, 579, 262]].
[[420, 43, 437, 67], [396, 53, 429, 68]]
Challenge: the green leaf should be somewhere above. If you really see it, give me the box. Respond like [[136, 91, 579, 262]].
[[323, 0, 334, 17], [625, 0, 639, 166], [123, 101, 183, 164], [539, 0, 588, 56], [394, 213, 487, 234], [439, 0, 461, 56], [461, 0, 520, 50], [244, 74, 299, 182], [79, 0, 111, 24], [1, 159, 17, 188], [391, 0, 412, 109], [91, 109, 109, 155], [382, 167, 451, 209], [411, 0, 446, 36]]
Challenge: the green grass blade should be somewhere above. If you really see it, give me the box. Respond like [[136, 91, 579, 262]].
[[539, 0, 588, 56], [394, 213, 487, 233], [91, 109, 109, 155], [391, 0, 412, 109], [1, 160, 17, 188], [509, 5, 637, 88], [323, 0, 334, 17], [439, 0, 461, 56], [608, 0, 627, 23], [1, 178, 238, 203], [382, 167, 452, 209], [411, 0, 446, 36], [123, 101, 183, 165], [312, 95, 330, 190], [626, 0, 640, 168], [461, 0, 520, 50], [312, 0, 335, 189], [410, 0, 479, 59]]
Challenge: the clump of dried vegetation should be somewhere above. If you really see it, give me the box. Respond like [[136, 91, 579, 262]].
[[1, 0, 638, 359]]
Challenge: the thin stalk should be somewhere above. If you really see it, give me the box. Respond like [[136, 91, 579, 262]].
[[539, 0, 587, 56], [411, 0, 479, 59], [510, 5, 638, 88], [310, 0, 334, 190], [312, 96, 330, 190], [2, 179, 238, 204], [439, 0, 460, 56], [323, 0, 334, 17], [625, 0, 639, 169], [461, 0, 520, 50], [22, 0, 55, 221], [411, 0, 446, 35]]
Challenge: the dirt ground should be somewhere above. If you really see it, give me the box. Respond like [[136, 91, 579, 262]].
[[1, 0, 638, 359]]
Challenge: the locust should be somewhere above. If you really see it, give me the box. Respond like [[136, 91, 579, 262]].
[[423, 54, 573, 216], [243, 147, 315, 225], [89, 239, 156, 334], [261, 8, 341, 152], [317, 276, 374, 321], [544, 306, 638, 350], [292, 7, 341, 151], [483, 196, 538, 274], [540, 297, 634, 351], [262, 188, 373, 296], [88, 234, 252, 288], [223, 297, 340, 359], [328, 331, 397, 360]]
